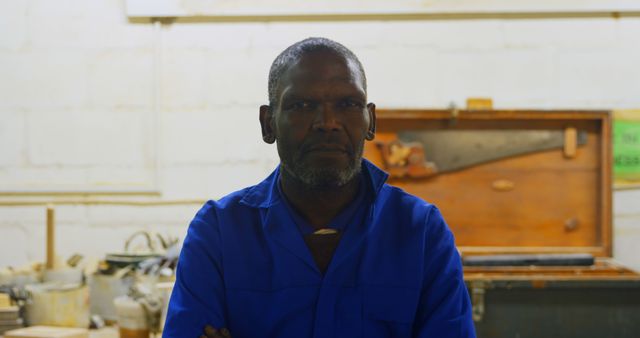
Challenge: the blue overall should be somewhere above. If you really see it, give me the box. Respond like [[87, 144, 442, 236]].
[[163, 160, 475, 338]]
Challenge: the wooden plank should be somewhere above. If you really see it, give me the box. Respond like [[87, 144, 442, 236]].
[[126, 0, 640, 19], [464, 258, 640, 282], [376, 109, 610, 121], [4, 326, 88, 338], [600, 113, 613, 257], [45, 205, 55, 270], [459, 246, 606, 255]]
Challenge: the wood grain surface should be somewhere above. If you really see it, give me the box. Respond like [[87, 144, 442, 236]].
[[364, 109, 613, 257]]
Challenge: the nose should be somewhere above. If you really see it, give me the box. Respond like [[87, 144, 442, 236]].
[[312, 103, 342, 132]]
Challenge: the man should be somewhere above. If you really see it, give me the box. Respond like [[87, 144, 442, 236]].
[[163, 37, 475, 338]]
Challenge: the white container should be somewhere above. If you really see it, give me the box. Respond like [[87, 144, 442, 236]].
[[88, 274, 134, 322], [24, 283, 90, 328], [0, 268, 38, 287], [114, 296, 149, 338], [43, 268, 83, 284]]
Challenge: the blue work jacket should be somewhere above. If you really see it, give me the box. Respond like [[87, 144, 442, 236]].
[[164, 160, 475, 338]]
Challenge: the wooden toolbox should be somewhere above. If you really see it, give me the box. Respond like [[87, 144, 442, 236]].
[[364, 109, 640, 338]]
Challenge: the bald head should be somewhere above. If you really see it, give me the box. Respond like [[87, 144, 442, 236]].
[[267, 37, 367, 109]]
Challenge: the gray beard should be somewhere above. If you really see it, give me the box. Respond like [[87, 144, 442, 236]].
[[280, 157, 362, 189]]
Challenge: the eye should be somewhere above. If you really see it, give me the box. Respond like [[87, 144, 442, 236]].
[[287, 100, 315, 111], [338, 99, 364, 109], [294, 101, 311, 109]]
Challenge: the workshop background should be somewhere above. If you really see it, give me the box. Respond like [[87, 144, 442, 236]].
[[1, 0, 639, 272]]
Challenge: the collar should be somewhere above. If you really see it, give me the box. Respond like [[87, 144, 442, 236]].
[[277, 173, 368, 235], [239, 158, 388, 209]]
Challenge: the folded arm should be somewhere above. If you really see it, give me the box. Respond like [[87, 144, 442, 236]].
[[164, 214, 229, 338], [413, 207, 476, 338]]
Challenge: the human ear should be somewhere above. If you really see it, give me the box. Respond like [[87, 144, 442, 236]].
[[365, 102, 376, 141], [259, 105, 276, 144]]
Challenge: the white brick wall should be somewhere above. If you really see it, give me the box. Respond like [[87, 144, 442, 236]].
[[162, 109, 267, 165], [0, 51, 88, 110], [161, 22, 254, 51], [0, 1, 639, 271], [87, 50, 154, 110], [0, 111, 25, 167], [2, 167, 90, 189], [552, 49, 640, 108], [0, 225, 30, 265], [0, 1, 28, 51], [361, 46, 440, 108], [83, 1, 153, 50], [161, 50, 208, 110], [435, 48, 554, 108], [27, 111, 149, 166], [204, 50, 271, 107]]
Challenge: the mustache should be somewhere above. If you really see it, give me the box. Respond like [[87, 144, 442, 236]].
[[299, 138, 354, 155]]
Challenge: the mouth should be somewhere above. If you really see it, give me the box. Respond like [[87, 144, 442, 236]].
[[304, 143, 351, 156], [307, 145, 347, 153]]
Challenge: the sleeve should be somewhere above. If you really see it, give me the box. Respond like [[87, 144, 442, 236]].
[[163, 207, 227, 338], [413, 206, 476, 338]]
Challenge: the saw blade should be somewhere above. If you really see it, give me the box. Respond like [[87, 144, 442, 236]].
[[398, 129, 587, 173]]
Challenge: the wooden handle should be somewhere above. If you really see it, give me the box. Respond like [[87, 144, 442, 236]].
[[564, 126, 578, 158], [492, 179, 515, 192], [46, 204, 55, 269]]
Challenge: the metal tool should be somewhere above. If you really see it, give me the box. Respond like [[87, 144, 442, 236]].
[[463, 253, 595, 267], [397, 129, 587, 174]]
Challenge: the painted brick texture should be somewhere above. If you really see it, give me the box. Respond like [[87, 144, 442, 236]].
[[0, 1, 639, 270]]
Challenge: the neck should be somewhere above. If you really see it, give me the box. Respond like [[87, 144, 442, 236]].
[[279, 167, 360, 229]]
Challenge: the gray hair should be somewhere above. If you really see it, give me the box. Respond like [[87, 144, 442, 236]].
[[267, 37, 367, 108]]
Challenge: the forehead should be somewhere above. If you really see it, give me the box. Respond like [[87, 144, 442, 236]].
[[277, 50, 365, 96]]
